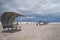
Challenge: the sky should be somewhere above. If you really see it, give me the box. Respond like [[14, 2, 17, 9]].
[[0, 0, 60, 22], [0, 0, 60, 16]]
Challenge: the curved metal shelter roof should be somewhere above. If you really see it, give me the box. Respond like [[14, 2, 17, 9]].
[[1, 12, 24, 29]]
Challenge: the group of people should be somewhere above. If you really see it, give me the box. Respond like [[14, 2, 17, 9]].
[[36, 21, 48, 25]]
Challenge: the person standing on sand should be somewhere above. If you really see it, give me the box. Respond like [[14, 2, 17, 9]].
[[15, 22, 18, 29], [16, 22, 21, 30], [38, 21, 41, 25]]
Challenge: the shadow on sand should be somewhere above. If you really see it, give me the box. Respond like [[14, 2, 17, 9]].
[[2, 29, 21, 33]]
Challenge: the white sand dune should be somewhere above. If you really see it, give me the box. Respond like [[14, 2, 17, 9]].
[[0, 23, 60, 40]]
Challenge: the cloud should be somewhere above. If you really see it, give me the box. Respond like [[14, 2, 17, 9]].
[[0, 0, 60, 15]]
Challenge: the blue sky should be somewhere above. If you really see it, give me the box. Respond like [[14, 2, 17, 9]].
[[0, 0, 60, 15], [0, 0, 60, 22]]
